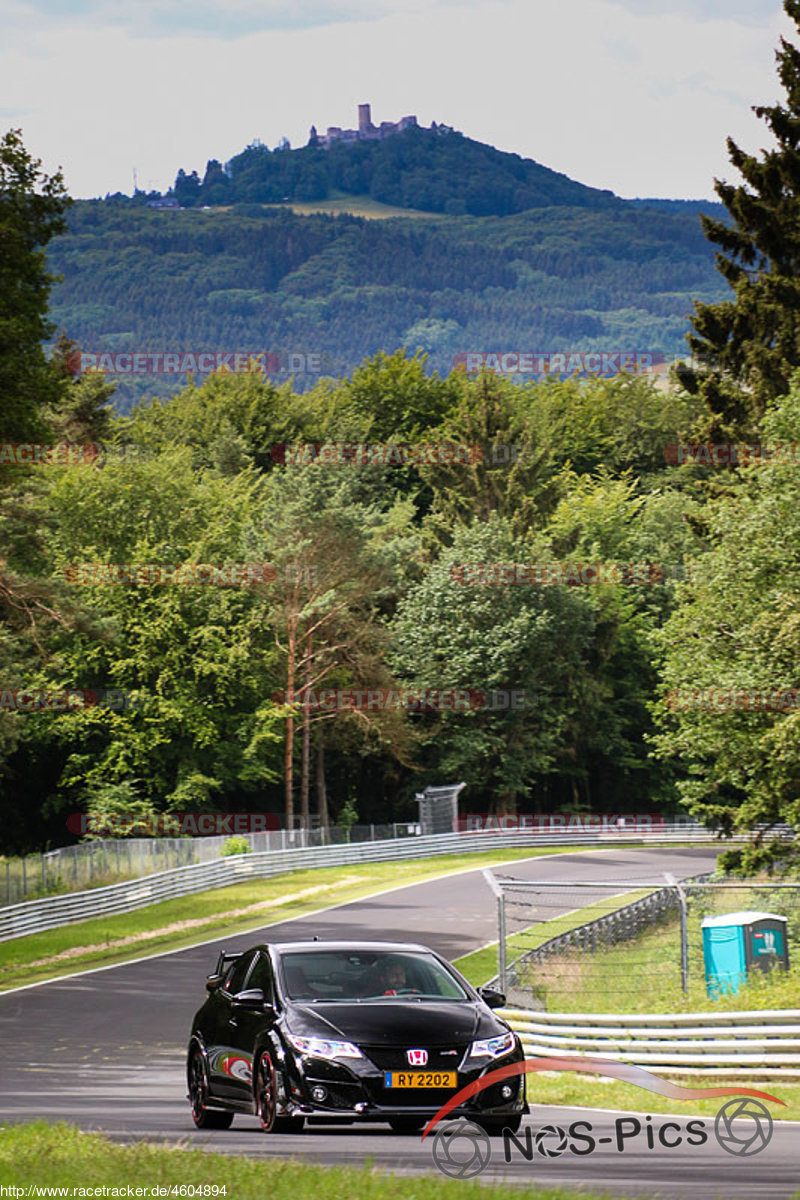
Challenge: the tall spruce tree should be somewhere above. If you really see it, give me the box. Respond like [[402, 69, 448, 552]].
[[677, 0, 800, 435], [0, 129, 71, 443]]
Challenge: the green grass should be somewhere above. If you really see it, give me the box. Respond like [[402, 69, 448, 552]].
[[0, 847, 580, 991], [0, 1122, 655, 1200], [529, 1073, 800, 1121], [454, 883, 800, 1118], [264, 193, 444, 219], [514, 891, 800, 1015]]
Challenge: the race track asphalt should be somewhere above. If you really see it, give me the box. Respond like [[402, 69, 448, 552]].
[[1, 846, 797, 1199]]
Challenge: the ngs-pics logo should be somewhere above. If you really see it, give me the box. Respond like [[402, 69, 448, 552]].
[[431, 1103, 775, 1177]]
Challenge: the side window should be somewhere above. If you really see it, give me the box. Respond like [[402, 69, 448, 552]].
[[247, 953, 275, 1003], [224, 953, 254, 996]]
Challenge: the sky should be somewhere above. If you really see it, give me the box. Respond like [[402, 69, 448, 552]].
[[0, 0, 791, 200]]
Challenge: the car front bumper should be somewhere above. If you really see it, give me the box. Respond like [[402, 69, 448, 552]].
[[283, 1049, 527, 1122]]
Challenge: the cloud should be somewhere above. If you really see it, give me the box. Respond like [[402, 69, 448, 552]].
[[613, 0, 782, 25], [1, 0, 490, 37], [0, 0, 792, 199]]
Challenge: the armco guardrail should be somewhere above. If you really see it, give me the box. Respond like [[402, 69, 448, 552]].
[[500, 1007, 800, 1079], [0, 824, 729, 943]]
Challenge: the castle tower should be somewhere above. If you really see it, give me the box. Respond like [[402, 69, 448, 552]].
[[358, 103, 373, 134]]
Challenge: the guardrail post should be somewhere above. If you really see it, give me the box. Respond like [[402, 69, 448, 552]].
[[498, 891, 507, 994], [482, 869, 507, 994], [665, 873, 689, 993]]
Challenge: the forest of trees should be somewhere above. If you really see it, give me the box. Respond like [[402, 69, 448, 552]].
[[167, 126, 625, 216], [3, 1, 800, 874], [46, 198, 727, 412]]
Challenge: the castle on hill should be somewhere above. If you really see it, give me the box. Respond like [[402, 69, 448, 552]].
[[309, 104, 453, 149]]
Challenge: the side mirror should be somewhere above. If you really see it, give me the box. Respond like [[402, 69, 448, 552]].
[[206, 973, 224, 993], [232, 987, 273, 1011], [478, 987, 506, 1009]]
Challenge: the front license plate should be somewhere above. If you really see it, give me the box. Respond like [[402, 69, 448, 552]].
[[384, 1071, 457, 1088]]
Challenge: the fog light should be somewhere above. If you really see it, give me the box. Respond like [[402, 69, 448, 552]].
[[500, 1084, 514, 1099], [311, 1085, 328, 1103]]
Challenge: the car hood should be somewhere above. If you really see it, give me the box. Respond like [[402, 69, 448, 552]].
[[287, 1000, 484, 1044]]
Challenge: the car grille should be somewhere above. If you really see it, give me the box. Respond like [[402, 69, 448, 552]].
[[361, 1045, 468, 1071]]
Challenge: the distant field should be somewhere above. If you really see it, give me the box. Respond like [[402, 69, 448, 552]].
[[243, 194, 443, 219]]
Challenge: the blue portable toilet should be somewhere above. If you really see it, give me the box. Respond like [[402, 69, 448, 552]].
[[702, 911, 789, 998]]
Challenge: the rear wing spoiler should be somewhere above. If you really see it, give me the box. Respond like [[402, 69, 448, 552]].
[[206, 948, 243, 988]]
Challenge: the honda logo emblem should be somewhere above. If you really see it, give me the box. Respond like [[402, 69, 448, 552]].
[[407, 1048, 428, 1066]]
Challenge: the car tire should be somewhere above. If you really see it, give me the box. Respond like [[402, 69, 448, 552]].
[[388, 1118, 425, 1135], [256, 1052, 279, 1131], [188, 1049, 234, 1130], [255, 1053, 304, 1133]]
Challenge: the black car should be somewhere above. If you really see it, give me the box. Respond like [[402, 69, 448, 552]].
[[187, 939, 526, 1135]]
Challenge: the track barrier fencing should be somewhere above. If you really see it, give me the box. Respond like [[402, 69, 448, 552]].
[[483, 871, 800, 1016], [498, 1006, 800, 1079], [0, 821, 738, 942]]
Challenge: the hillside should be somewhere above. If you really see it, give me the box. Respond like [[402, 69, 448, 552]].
[[46, 127, 729, 410], [47, 202, 725, 410], [169, 125, 625, 217]]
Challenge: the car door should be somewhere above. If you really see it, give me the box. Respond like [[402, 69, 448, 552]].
[[208, 951, 257, 1100], [226, 951, 276, 1103]]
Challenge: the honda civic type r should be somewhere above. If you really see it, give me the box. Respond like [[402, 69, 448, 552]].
[[187, 939, 526, 1135]]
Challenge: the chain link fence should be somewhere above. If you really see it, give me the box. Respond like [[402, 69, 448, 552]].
[[485, 872, 800, 1013], [0, 823, 418, 905]]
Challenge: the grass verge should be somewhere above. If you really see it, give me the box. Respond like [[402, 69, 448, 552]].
[[513, 902, 800, 1014], [0, 1122, 641, 1199], [452, 883, 800, 1119], [0, 846, 581, 992], [528, 1073, 800, 1121]]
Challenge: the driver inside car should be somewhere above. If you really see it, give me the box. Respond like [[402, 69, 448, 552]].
[[378, 959, 414, 994]]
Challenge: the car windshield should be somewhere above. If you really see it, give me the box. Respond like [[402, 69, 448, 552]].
[[278, 950, 469, 1002]]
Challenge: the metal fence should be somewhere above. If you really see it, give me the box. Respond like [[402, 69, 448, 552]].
[[499, 1006, 800, 1079], [485, 872, 800, 1014], [0, 823, 728, 943], [0, 823, 419, 906]]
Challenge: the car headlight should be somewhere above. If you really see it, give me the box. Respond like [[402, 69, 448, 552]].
[[287, 1035, 364, 1061], [466, 1031, 516, 1061]]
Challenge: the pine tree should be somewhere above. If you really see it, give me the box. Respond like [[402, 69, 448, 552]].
[[0, 128, 71, 443], [677, 0, 800, 435]]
